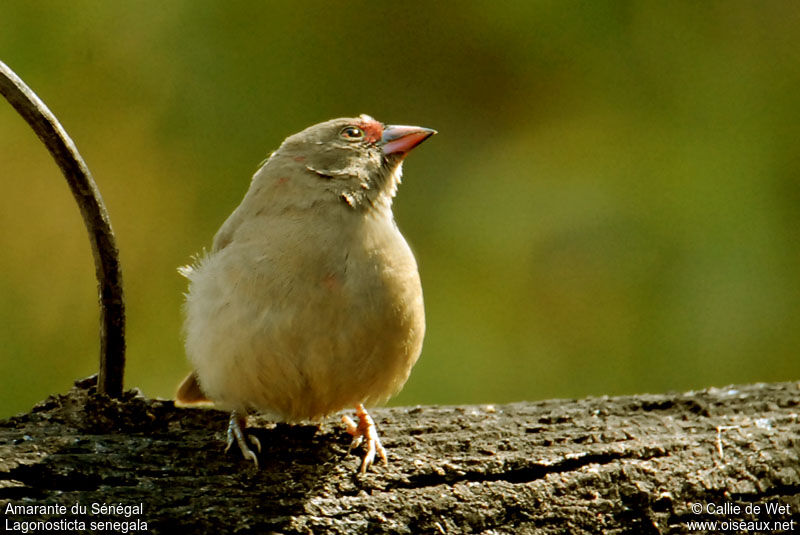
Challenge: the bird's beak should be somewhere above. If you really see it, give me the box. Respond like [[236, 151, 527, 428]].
[[381, 125, 437, 156]]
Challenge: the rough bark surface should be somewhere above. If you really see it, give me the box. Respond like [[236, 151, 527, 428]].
[[1, 377, 799, 534]]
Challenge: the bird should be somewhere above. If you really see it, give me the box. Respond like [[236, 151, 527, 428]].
[[176, 115, 435, 473]]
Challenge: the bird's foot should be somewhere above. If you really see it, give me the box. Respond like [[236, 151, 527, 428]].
[[342, 404, 387, 474], [225, 410, 261, 468]]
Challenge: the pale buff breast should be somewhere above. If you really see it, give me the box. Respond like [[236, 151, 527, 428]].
[[182, 207, 424, 422]]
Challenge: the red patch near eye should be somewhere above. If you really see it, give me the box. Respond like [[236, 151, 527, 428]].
[[357, 118, 384, 144]]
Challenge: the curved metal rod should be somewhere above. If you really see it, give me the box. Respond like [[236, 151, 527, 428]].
[[0, 60, 125, 397]]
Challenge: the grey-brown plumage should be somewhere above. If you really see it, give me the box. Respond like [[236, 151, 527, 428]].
[[177, 115, 435, 472]]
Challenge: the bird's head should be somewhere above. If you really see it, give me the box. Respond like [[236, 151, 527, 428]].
[[267, 115, 435, 210]]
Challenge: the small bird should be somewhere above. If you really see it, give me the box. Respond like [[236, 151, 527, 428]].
[[177, 115, 434, 473]]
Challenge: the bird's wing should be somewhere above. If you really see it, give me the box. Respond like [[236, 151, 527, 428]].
[[211, 203, 247, 252]]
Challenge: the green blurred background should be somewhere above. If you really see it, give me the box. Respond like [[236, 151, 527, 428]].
[[1, 2, 798, 418]]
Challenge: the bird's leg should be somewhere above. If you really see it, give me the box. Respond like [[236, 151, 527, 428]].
[[341, 403, 387, 474], [225, 410, 261, 467]]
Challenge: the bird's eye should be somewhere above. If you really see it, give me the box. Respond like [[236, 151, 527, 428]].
[[340, 126, 365, 141]]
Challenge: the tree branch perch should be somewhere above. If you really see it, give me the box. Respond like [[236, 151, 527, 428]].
[[1, 379, 798, 533]]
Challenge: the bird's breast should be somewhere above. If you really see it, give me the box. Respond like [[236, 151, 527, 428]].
[[186, 208, 425, 420]]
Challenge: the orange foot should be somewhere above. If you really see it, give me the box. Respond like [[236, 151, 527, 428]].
[[225, 410, 261, 468], [342, 404, 387, 474]]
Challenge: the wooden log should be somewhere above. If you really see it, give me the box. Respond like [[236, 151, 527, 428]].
[[1, 376, 799, 534]]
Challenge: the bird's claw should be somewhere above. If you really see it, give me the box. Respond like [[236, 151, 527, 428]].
[[342, 404, 387, 474], [226, 410, 260, 468]]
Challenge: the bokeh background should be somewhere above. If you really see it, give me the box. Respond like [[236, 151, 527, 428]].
[[1, 2, 798, 418]]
